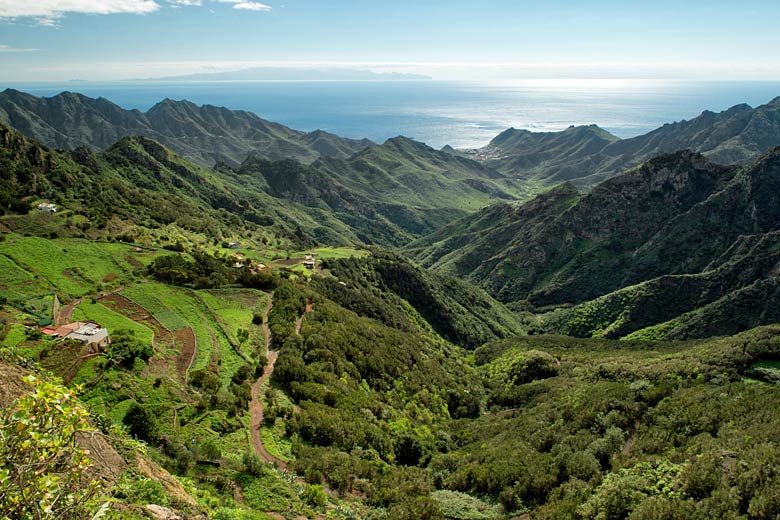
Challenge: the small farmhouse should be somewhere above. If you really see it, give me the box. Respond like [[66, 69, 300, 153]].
[[303, 254, 316, 270], [227, 241, 242, 249], [52, 321, 110, 351], [37, 203, 58, 213]]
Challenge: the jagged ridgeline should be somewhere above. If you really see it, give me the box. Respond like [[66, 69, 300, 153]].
[[0, 121, 370, 246], [0, 88, 373, 167], [407, 147, 780, 340], [0, 94, 535, 247], [477, 95, 780, 187]]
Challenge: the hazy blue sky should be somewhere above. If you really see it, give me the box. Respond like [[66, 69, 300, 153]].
[[1, 0, 779, 81]]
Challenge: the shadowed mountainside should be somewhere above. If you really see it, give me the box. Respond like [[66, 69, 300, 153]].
[[407, 147, 780, 339]]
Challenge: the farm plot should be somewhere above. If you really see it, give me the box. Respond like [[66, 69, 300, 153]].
[[199, 289, 268, 357], [0, 235, 144, 297], [122, 283, 244, 385], [71, 300, 155, 346]]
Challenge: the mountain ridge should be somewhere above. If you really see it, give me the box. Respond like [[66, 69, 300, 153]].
[[474, 97, 780, 187], [407, 147, 780, 339], [0, 88, 373, 167]]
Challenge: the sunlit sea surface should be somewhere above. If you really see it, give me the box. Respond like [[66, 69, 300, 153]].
[[7, 79, 780, 149]]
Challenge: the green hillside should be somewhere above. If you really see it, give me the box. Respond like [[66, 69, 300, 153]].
[[408, 148, 780, 340], [0, 89, 373, 167], [236, 135, 533, 246], [477, 96, 780, 187]]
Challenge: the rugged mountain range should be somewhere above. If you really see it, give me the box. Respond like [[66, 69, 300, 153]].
[[407, 147, 780, 339], [0, 89, 372, 167], [0, 121, 362, 246], [475, 96, 780, 186], [6, 88, 780, 520], [0, 118, 525, 248], [4, 89, 780, 198], [236, 135, 529, 246], [0, 89, 533, 246]]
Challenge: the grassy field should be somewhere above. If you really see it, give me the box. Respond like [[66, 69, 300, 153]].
[[199, 289, 268, 358], [291, 246, 368, 260], [71, 300, 155, 346], [0, 235, 161, 297], [2, 324, 27, 349], [0, 254, 48, 301], [120, 285, 190, 331]]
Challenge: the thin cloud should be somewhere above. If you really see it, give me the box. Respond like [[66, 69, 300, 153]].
[[169, 0, 202, 5], [0, 44, 38, 52], [0, 1, 161, 24], [234, 2, 271, 11], [216, 0, 271, 11]]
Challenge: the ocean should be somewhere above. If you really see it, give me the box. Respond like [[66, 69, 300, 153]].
[[7, 79, 780, 149]]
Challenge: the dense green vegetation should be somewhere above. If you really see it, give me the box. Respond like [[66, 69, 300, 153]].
[[315, 250, 522, 349], [410, 148, 780, 340], [431, 328, 780, 518], [4, 88, 780, 519]]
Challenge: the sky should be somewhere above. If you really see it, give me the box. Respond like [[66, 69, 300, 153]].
[[1, 0, 780, 82]]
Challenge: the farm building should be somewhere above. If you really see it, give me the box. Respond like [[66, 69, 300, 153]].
[[52, 321, 110, 350], [37, 203, 58, 213], [303, 254, 316, 269]]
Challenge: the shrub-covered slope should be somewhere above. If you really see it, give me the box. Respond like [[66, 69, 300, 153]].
[[408, 148, 780, 339], [0, 122, 361, 246], [312, 250, 523, 349]]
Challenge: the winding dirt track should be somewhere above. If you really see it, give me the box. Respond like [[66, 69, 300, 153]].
[[249, 295, 287, 469]]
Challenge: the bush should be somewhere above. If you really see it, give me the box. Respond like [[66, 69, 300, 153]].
[[242, 452, 265, 476], [0, 375, 102, 519], [303, 484, 328, 508], [107, 329, 153, 369], [123, 402, 159, 444], [508, 350, 558, 385]]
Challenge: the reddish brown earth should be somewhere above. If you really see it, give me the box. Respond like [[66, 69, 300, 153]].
[[56, 297, 81, 326], [249, 295, 288, 468], [173, 328, 197, 381], [99, 293, 195, 382]]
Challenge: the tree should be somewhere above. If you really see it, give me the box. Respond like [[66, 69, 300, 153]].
[[123, 402, 158, 444], [107, 329, 152, 369], [0, 375, 102, 519]]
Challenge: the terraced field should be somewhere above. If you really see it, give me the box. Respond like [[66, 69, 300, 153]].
[[122, 283, 245, 386], [71, 300, 155, 346], [199, 288, 268, 357]]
